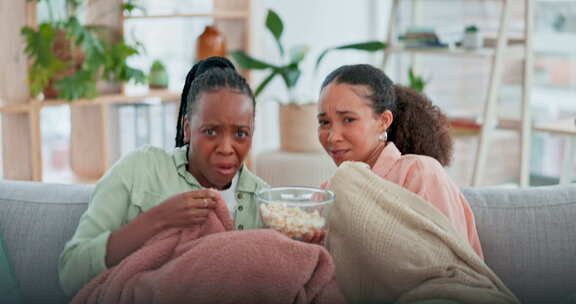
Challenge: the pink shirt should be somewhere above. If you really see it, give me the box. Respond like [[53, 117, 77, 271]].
[[372, 142, 484, 258]]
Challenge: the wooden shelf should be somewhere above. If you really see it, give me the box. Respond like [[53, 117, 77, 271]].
[[386, 44, 525, 58], [450, 115, 576, 136], [0, 90, 180, 113], [1, 0, 252, 182], [534, 119, 576, 135], [0, 102, 32, 113], [124, 11, 249, 20], [39, 89, 180, 107]]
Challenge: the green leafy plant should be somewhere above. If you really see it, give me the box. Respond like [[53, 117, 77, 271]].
[[231, 9, 386, 103], [21, 0, 146, 100], [150, 60, 166, 72], [408, 67, 428, 93], [465, 25, 479, 33], [123, 0, 146, 16]]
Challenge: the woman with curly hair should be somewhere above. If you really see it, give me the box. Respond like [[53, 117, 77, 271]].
[[317, 64, 483, 257]]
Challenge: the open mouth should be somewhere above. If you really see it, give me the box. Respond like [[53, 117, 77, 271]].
[[329, 149, 350, 158], [215, 165, 236, 176]]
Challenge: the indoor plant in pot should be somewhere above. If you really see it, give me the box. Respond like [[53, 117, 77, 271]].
[[148, 60, 169, 89], [21, 0, 146, 101], [462, 25, 483, 50], [231, 9, 386, 152]]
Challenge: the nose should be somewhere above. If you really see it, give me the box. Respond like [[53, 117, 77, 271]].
[[327, 125, 344, 144], [216, 135, 234, 156]]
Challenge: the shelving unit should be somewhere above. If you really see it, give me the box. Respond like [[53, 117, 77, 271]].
[[0, 0, 252, 182], [383, 0, 535, 187]]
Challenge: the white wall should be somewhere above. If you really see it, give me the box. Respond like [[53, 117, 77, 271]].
[[250, 0, 392, 154]]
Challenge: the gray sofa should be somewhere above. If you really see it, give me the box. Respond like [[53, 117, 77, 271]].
[[0, 179, 575, 304]]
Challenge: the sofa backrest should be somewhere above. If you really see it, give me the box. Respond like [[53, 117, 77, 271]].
[[463, 184, 576, 304], [1, 179, 575, 304], [0, 180, 92, 304]]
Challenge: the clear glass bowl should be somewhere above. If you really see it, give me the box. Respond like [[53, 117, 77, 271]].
[[256, 187, 335, 240]]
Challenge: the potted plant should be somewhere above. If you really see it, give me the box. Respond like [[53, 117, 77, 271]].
[[231, 9, 386, 152], [462, 25, 482, 50], [21, 0, 146, 101], [148, 60, 169, 89]]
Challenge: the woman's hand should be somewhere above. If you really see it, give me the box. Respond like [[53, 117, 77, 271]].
[[145, 189, 221, 229], [302, 229, 326, 245], [106, 189, 221, 268]]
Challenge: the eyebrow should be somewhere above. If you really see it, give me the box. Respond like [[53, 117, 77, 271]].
[[201, 123, 252, 129], [317, 110, 357, 118]]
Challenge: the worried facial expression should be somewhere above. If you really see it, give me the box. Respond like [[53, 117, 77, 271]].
[[317, 82, 391, 166], [184, 88, 254, 189]]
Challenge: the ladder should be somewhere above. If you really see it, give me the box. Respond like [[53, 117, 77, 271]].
[[382, 0, 534, 187]]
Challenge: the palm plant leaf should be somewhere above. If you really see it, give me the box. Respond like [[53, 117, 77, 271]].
[[265, 9, 285, 56], [315, 41, 387, 70]]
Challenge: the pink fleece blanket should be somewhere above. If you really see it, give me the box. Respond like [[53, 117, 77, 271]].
[[72, 199, 345, 304]]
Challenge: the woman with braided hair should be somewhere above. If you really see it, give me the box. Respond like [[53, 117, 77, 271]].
[[58, 56, 268, 296]]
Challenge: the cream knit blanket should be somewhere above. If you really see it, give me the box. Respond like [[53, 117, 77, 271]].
[[326, 162, 519, 304]]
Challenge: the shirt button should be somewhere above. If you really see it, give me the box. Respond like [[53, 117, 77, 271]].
[[237, 224, 244, 230], [237, 205, 243, 212], [237, 193, 244, 200]]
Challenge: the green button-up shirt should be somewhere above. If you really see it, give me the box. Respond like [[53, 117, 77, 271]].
[[58, 145, 268, 296]]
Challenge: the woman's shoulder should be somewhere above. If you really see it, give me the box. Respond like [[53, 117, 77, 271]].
[[394, 153, 450, 186], [399, 153, 444, 173], [107, 145, 174, 177], [119, 145, 171, 164]]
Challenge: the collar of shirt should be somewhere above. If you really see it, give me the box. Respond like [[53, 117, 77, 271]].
[[172, 145, 259, 193], [371, 142, 402, 177]]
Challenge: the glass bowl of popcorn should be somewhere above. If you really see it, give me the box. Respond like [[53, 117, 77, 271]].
[[256, 187, 335, 240]]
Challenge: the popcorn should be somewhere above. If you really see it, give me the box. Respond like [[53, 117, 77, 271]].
[[260, 203, 326, 239]]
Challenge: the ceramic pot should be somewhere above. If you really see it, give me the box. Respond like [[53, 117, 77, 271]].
[[462, 32, 483, 50], [148, 63, 169, 89], [279, 103, 323, 153]]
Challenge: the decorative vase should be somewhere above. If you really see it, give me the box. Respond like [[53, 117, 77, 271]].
[[196, 25, 227, 61], [279, 103, 323, 153]]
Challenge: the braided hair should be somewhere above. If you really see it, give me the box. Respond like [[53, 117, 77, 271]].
[[175, 56, 255, 147], [321, 64, 454, 166]]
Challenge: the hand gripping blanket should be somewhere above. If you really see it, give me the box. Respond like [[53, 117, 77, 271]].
[[72, 195, 346, 304], [326, 162, 519, 304]]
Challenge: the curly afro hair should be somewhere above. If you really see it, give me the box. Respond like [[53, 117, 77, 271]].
[[321, 64, 453, 167]]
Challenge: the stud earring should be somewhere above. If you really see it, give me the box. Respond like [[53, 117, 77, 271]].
[[379, 131, 388, 142]]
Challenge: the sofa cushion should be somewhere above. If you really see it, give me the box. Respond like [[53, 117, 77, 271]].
[[0, 180, 92, 304], [0, 229, 21, 304], [463, 184, 576, 304]]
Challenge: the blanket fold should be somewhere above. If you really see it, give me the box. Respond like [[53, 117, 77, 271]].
[[327, 161, 519, 304], [72, 196, 345, 304]]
